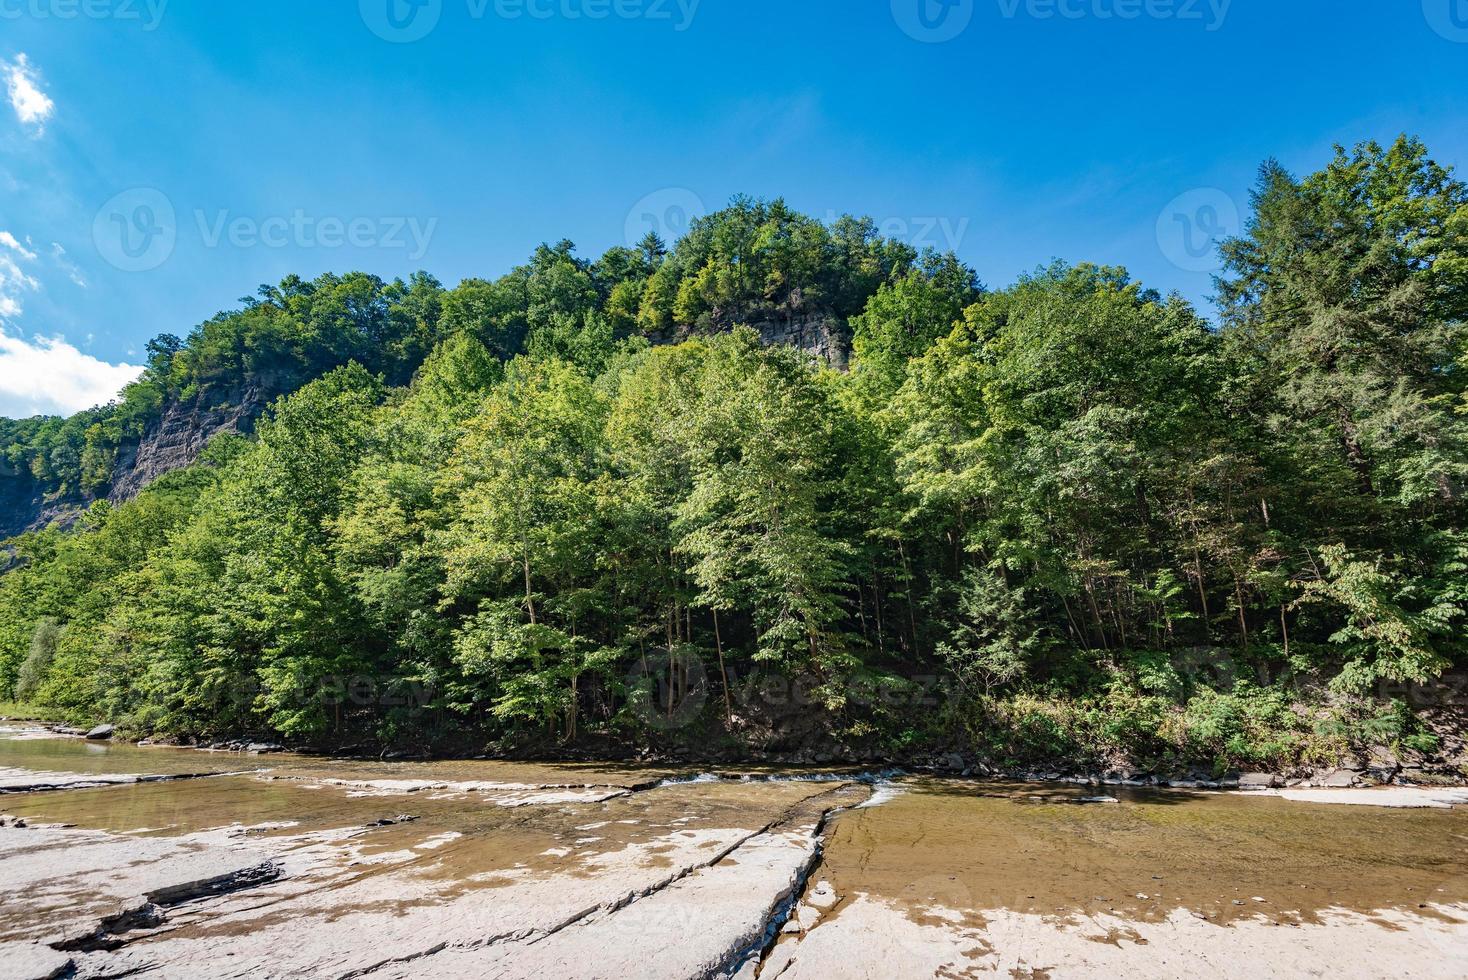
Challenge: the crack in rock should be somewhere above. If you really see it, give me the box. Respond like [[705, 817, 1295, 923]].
[[52, 861, 281, 953]]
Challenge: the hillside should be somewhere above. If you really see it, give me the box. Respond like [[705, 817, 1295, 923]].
[[2, 141, 1466, 778], [1, 198, 912, 537]]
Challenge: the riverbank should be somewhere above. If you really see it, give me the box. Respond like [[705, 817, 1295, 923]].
[[9, 711, 1464, 798]]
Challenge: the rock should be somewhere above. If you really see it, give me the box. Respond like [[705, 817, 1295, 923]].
[[806, 880, 839, 909], [0, 942, 73, 980], [1238, 772, 1283, 789], [1320, 770, 1360, 787], [84, 724, 115, 740], [1367, 745, 1399, 770], [0, 824, 279, 952], [245, 743, 284, 754], [941, 753, 965, 773]]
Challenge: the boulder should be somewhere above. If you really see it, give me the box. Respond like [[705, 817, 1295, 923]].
[[84, 724, 115, 740], [1319, 769, 1359, 787], [1238, 772, 1282, 789]]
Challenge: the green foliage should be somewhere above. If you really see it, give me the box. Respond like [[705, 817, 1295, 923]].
[[15, 618, 57, 701], [2, 142, 1465, 766]]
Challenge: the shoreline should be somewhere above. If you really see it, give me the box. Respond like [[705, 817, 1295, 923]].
[[5, 722, 1465, 807]]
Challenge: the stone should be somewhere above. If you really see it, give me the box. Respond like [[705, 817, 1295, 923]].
[[1238, 772, 1283, 789], [1320, 770, 1360, 788], [83, 724, 114, 740], [806, 880, 838, 909], [1367, 745, 1400, 770], [0, 942, 73, 980]]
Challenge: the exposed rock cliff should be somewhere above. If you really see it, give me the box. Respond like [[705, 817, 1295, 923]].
[[648, 312, 852, 370], [106, 385, 265, 503], [0, 384, 267, 540]]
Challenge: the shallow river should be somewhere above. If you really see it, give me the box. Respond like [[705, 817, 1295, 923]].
[[1, 726, 1466, 979]]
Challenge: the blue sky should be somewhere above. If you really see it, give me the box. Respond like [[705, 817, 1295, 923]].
[[0, 0, 1466, 416]]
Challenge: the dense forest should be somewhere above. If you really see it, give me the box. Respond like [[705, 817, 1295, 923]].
[[2, 136, 1465, 774]]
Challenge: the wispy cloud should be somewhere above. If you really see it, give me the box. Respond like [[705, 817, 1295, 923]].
[[0, 231, 36, 261], [50, 242, 86, 287], [0, 230, 40, 317], [0, 226, 141, 417], [0, 330, 142, 417], [3, 54, 55, 134]]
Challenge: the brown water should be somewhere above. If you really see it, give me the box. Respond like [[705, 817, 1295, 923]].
[[812, 779, 1468, 928], [0, 723, 679, 787]]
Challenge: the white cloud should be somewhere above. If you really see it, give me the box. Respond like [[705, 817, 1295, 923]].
[[0, 231, 36, 261], [0, 328, 142, 417], [51, 242, 86, 287], [3, 54, 54, 133], [0, 228, 41, 319], [0, 224, 139, 417]]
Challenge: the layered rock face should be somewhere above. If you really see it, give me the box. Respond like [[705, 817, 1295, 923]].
[[647, 313, 852, 370], [105, 384, 265, 502], [0, 384, 267, 540]]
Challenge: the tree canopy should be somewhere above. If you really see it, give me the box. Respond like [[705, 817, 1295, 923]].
[[2, 137, 1464, 771]]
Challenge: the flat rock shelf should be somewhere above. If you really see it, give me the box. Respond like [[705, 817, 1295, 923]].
[[1, 727, 1466, 979]]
